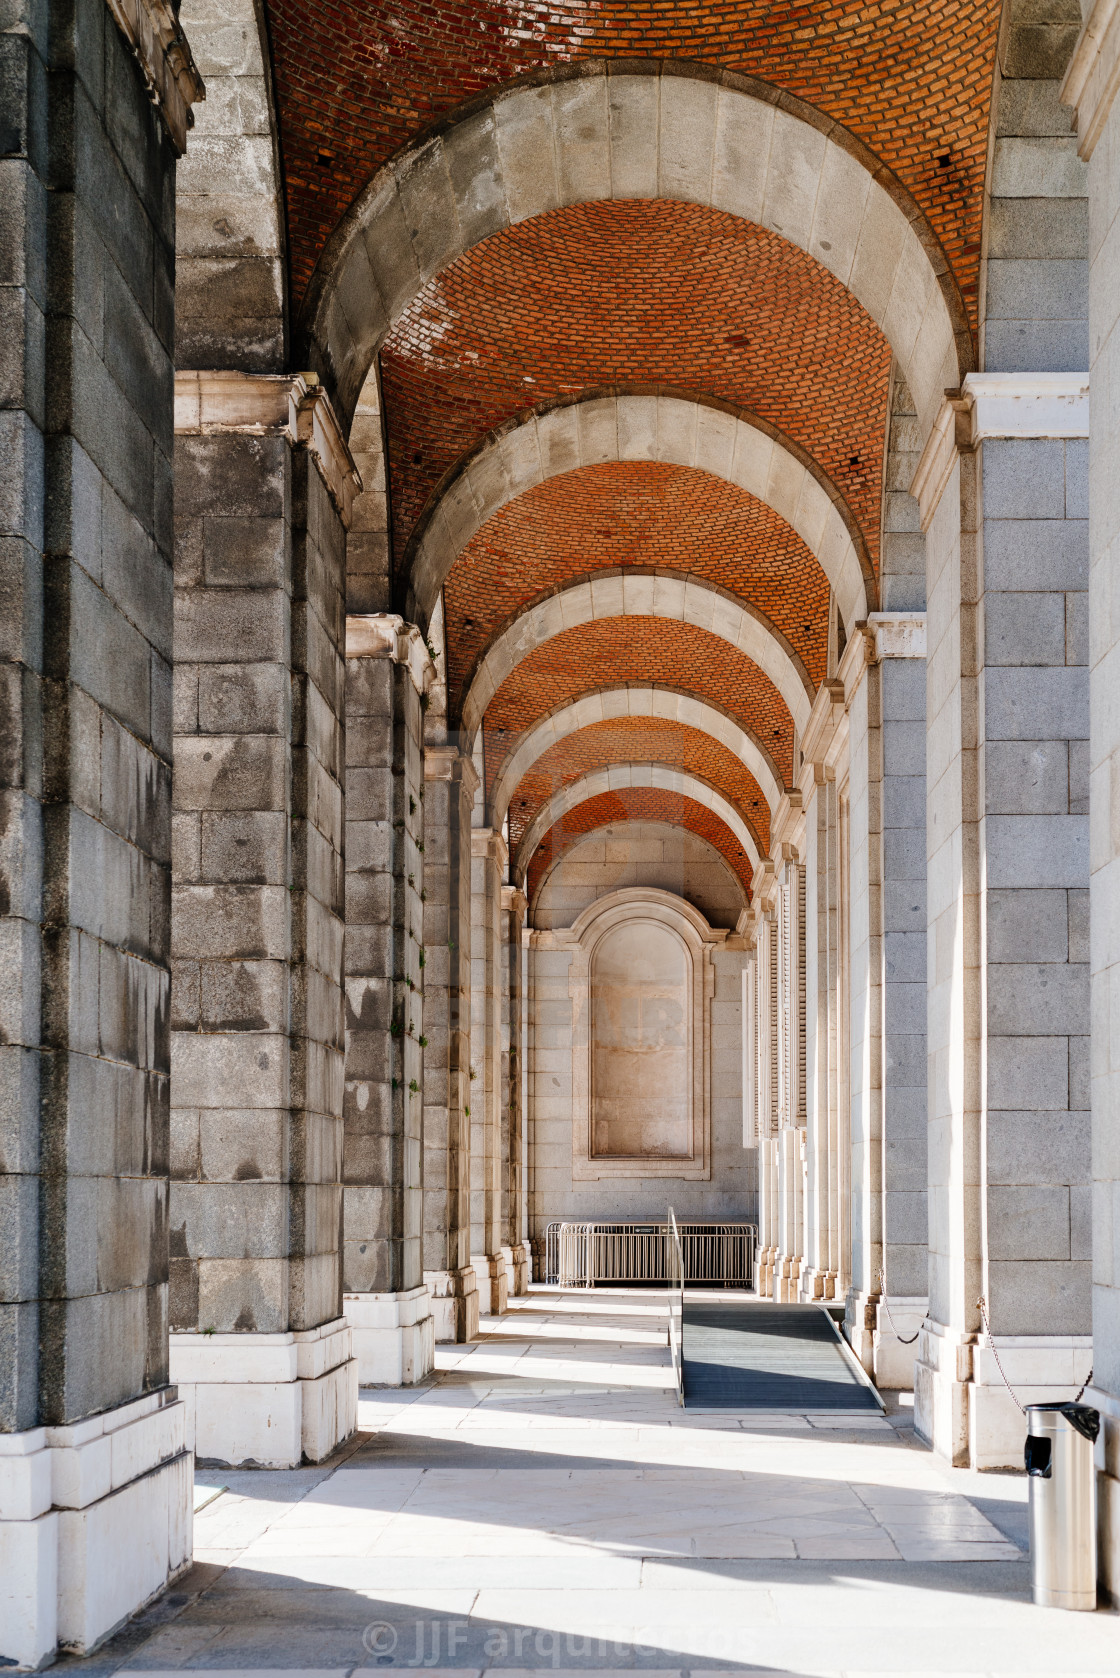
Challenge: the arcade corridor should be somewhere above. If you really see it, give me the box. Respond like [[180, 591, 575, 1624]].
[[56, 1293, 1118, 1677]]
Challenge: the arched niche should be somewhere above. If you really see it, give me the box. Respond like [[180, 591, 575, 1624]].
[[557, 889, 721, 1182]]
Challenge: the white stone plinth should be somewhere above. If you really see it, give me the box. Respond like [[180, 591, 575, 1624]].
[[345, 1286, 435, 1384], [871, 1297, 927, 1390], [170, 1317, 357, 1469], [916, 1322, 1094, 1468], [474, 1253, 509, 1317], [424, 1267, 480, 1343], [0, 1389, 191, 1668]]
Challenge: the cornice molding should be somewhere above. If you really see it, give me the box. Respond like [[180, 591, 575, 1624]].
[[346, 614, 435, 696], [799, 678, 846, 770], [1062, 0, 1120, 160], [423, 744, 481, 796], [471, 828, 509, 870], [175, 371, 362, 525], [502, 885, 529, 917], [910, 374, 1088, 531], [867, 612, 926, 661], [106, 0, 204, 154]]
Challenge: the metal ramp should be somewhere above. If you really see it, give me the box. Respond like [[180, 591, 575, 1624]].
[[682, 1297, 883, 1411]]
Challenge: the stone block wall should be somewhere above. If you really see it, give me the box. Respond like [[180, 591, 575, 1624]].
[[171, 435, 346, 1339], [977, 433, 1090, 1337], [0, 0, 178, 1434], [1, 0, 195, 1661]]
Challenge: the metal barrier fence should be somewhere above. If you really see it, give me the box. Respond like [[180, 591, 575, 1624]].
[[667, 1208, 684, 1406], [546, 1220, 757, 1288]]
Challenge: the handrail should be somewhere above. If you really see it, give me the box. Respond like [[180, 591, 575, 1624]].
[[554, 1220, 757, 1287], [667, 1206, 684, 1407]]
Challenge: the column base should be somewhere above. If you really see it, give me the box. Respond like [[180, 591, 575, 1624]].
[[844, 1288, 879, 1374], [474, 1253, 508, 1316], [772, 1255, 802, 1303], [870, 1296, 927, 1390], [345, 1286, 435, 1386], [170, 1317, 358, 1468], [0, 1389, 191, 1669], [501, 1243, 531, 1297], [915, 1319, 1093, 1468], [424, 1266, 479, 1343], [798, 1266, 838, 1302], [1089, 1386, 1120, 1606], [755, 1245, 777, 1296]]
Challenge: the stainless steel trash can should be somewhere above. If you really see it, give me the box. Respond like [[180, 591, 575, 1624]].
[[1024, 1402, 1099, 1610]]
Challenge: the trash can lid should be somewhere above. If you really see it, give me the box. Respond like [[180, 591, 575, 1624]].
[[1025, 1402, 1100, 1442]]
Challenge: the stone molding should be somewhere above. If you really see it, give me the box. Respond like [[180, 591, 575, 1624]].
[[105, 0, 204, 154], [559, 888, 716, 1182], [910, 374, 1089, 531], [472, 826, 509, 871], [798, 678, 846, 771], [424, 742, 481, 794], [837, 618, 875, 703], [769, 790, 805, 860], [1061, 0, 1120, 160], [963, 372, 1089, 442], [867, 611, 926, 661], [345, 614, 435, 694], [175, 370, 363, 525]]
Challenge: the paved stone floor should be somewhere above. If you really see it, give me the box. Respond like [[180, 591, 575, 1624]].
[[63, 1290, 1118, 1677]]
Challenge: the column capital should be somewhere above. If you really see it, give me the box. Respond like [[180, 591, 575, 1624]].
[[175, 370, 363, 524], [866, 612, 926, 662], [798, 678, 846, 778], [346, 614, 436, 695], [472, 827, 509, 870], [106, 0, 204, 154], [424, 743, 481, 794], [910, 374, 1089, 531], [1061, 0, 1120, 160], [501, 885, 529, 917]]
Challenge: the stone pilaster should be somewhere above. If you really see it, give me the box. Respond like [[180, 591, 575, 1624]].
[[502, 885, 531, 1296], [1063, 0, 1120, 1600], [342, 615, 435, 1382], [471, 828, 509, 1317], [422, 744, 479, 1342], [0, 2, 198, 1663], [912, 374, 1092, 1465], [798, 685, 846, 1306], [170, 372, 358, 1464]]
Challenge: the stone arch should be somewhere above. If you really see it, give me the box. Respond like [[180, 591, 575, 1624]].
[[533, 818, 748, 931], [301, 64, 969, 440], [490, 686, 784, 826], [462, 578, 814, 743], [177, 0, 287, 370], [407, 394, 871, 630], [516, 764, 762, 882]]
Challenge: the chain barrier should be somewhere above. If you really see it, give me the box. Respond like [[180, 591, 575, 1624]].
[[875, 1266, 920, 1345], [977, 1294, 1093, 1414]]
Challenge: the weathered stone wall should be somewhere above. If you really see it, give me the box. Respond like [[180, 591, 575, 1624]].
[[1, 0, 178, 1433], [1, 0, 193, 1660], [171, 435, 346, 1338], [176, 0, 286, 370]]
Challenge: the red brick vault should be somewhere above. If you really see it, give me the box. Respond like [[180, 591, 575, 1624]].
[[502, 715, 772, 858], [527, 788, 755, 906], [382, 202, 892, 569], [257, 3, 999, 902], [265, 1, 1000, 324], [443, 460, 831, 715]]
